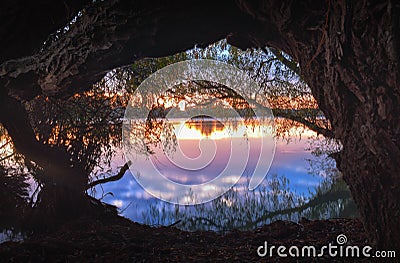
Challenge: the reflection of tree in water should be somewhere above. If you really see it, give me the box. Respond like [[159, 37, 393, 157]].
[[0, 80, 350, 235], [1, 88, 354, 236], [142, 167, 358, 232], [139, 135, 357, 231], [0, 85, 349, 239], [185, 118, 225, 137], [123, 81, 261, 158]]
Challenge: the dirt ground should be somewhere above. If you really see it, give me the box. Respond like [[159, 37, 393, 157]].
[[0, 216, 378, 262]]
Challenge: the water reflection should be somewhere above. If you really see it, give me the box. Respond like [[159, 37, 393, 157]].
[[150, 118, 273, 186], [123, 113, 276, 204], [0, 114, 358, 236], [1, 108, 357, 236], [185, 118, 224, 137], [94, 119, 358, 231]]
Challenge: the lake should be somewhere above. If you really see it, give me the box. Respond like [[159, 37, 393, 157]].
[[92, 118, 358, 231]]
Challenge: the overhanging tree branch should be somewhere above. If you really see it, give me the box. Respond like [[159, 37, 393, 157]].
[[0, 0, 256, 100], [273, 109, 334, 138], [265, 47, 301, 76], [87, 161, 131, 189]]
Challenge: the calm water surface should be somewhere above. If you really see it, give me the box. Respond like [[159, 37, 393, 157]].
[[93, 118, 357, 231]]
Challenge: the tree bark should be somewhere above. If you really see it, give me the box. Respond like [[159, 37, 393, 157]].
[[308, 1, 400, 251], [0, 0, 90, 62], [0, 0, 257, 100], [236, 0, 400, 250]]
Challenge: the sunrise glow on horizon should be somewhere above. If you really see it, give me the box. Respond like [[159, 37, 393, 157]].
[[171, 120, 274, 140]]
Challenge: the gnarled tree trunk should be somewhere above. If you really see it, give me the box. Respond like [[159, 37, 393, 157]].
[[236, 0, 400, 250], [0, 94, 89, 219]]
